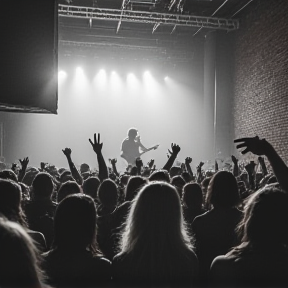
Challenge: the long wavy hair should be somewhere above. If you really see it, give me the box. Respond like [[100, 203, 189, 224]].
[[52, 194, 100, 255], [0, 218, 44, 288], [228, 186, 288, 256], [0, 179, 28, 227], [206, 171, 240, 209], [119, 181, 193, 276]]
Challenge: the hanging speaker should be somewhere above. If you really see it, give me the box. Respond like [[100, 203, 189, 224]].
[[0, 0, 58, 113]]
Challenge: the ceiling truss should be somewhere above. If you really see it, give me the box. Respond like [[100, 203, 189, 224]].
[[58, 4, 239, 34]]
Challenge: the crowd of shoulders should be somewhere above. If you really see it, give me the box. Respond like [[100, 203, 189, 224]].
[[0, 134, 288, 287]]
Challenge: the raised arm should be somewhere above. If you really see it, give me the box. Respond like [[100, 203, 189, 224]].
[[258, 156, 268, 176], [89, 133, 108, 182], [62, 148, 83, 186], [18, 157, 29, 182], [162, 143, 181, 171], [196, 161, 205, 184], [135, 157, 143, 175], [185, 157, 194, 178], [109, 158, 120, 178], [231, 155, 239, 177], [245, 161, 256, 190], [234, 136, 288, 191]]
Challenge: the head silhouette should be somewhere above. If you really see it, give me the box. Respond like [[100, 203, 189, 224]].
[[57, 180, 82, 203], [125, 176, 148, 202], [241, 187, 288, 247], [0, 218, 43, 287], [52, 194, 98, 252], [0, 169, 18, 182], [182, 182, 203, 210], [97, 179, 118, 207], [127, 128, 138, 139], [121, 181, 192, 253], [149, 169, 170, 183], [171, 175, 186, 198], [0, 179, 27, 226], [83, 176, 100, 199], [206, 171, 240, 209], [31, 172, 54, 200]]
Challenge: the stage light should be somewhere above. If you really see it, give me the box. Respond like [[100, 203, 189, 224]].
[[110, 70, 122, 92], [58, 70, 67, 80], [76, 67, 84, 74], [97, 69, 107, 81], [164, 76, 169, 81]]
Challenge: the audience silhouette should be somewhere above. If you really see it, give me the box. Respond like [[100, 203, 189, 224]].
[[1, 133, 288, 287]]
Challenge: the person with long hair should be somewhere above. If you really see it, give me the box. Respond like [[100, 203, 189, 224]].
[[192, 171, 242, 281], [43, 194, 111, 287], [0, 179, 47, 251], [112, 181, 198, 287], [182, 182, 206, 234], [0, 217, 46, 288], [210, 186, 288, 287], [25, 172, 57, 248]]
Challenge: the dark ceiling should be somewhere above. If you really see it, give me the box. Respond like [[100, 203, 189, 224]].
[[58, 0, 254, 64]]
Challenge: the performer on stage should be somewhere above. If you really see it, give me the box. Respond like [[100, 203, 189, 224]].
[[120, 128, 159, 166]]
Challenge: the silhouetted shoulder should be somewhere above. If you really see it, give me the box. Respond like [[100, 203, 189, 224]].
[[43, 250, 112, 286], [211, 252, 288, 287]]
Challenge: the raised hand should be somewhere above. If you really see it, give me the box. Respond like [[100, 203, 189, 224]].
[[185, 157, 192, 165], [234, 136, 272, 156], [136, 157, 143, 168], [40, 162, 48, 170], [167, 143, 181, 156], [19, 157, 29, 168], [215, 160, 219, 171], [147, 159, 155, 169], [62, 148, 72, 157], [109, 158, 117, 165], [181, 162, 186, 172], [197, 161, 204, 171], [245, 161, 256, 174], [89, 133, 103, 154]]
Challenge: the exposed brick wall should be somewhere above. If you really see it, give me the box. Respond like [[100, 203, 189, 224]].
[[233, 0, 288, 161]]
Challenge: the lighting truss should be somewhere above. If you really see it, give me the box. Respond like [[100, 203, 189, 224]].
[[58, 4, 239, 32]]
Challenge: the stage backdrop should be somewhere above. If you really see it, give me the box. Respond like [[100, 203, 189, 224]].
[[0, 0, 58, 114]]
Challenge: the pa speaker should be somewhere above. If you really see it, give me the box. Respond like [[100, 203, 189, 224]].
[[0, 0, 58, 113]]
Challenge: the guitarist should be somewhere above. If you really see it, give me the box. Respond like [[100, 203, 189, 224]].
[[120, 128, 158, 166]]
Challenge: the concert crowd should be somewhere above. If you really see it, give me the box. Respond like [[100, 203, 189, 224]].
[[0, 132, 288, 288]]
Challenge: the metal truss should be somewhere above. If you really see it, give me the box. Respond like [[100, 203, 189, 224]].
[[58, 4, 239, 33]]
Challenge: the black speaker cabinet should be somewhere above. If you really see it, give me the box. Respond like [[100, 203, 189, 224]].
[[0, 0, 58, 113]]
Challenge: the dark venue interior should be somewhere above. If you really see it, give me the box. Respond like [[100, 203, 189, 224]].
[[0, 0, 288, 287]]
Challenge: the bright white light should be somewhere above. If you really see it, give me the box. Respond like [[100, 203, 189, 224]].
[[110, 71, 122, 92], [127, 73, 136, 80], [97, 69, 107, 81], [127, 73, 140, 90], [144, 71, 151, 77], [58, 70, 67, 81], [164, 76, 169, 81], [76, 67, 84, 74], [143, 70, 159, 96], [73, 66, 88, 88], [93, 69, 107, 89]]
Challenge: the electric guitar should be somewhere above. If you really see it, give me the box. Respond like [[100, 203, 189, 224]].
[[121, 144, 159, 165]]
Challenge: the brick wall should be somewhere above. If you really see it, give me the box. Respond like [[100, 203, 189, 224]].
[[233, 0, 288, 161]]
